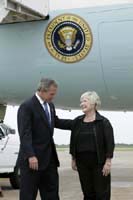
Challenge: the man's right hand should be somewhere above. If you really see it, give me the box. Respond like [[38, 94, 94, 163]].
[[71, 159, 77, 171], [28, 156, 38, 170]]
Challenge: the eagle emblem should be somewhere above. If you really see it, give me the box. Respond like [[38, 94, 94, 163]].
[[45, 14, 93, 63], [58, 26, 80, 51]]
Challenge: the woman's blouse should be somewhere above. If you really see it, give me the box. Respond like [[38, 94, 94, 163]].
[[76, 121, 96, 153]]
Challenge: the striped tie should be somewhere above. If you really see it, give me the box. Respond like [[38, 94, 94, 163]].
[[43, 102, 51, 125]]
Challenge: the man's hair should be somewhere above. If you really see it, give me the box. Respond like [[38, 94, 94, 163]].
[[37, 78, 58, 92]]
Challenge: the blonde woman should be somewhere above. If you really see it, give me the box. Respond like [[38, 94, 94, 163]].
[[55, 91, 115, 200]]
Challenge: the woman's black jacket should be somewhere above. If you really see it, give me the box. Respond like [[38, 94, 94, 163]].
[[55, 111, 115, 164]]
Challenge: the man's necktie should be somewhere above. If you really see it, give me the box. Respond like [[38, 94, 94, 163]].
[[43, 102, 51, 126]]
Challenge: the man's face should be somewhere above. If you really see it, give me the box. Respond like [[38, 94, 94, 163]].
[[40, 85, 57, 102]]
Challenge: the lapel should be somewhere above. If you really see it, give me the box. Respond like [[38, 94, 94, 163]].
[[32, 95, 52, 131]]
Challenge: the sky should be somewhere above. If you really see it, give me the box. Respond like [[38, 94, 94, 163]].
[[3, 0, 133, 145]]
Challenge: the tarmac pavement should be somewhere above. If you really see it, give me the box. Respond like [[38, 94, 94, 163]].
[[0, 150, 133, 200]]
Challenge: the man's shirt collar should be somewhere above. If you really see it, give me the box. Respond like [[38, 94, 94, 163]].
[[35, 92, 44, 105]]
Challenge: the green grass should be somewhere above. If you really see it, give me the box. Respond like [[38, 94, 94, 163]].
[[115, 147, 133, 151], [57, 148, 69, 151], [57, 147, 133, 152], [56, 145, 133, 152]]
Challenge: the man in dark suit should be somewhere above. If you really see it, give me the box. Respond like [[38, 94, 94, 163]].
[[17, 78, 65, 200]]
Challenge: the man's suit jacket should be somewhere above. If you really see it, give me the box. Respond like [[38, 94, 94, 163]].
[[17, 95, 59, 170]]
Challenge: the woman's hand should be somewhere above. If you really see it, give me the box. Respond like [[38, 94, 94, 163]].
[[71, 159, 77, 171], [102, 159, 111, 176]]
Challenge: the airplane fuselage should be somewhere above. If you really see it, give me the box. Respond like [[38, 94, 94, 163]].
[[0, 3, 133, 110]]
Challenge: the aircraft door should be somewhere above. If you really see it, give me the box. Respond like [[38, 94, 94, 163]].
[[98, 20, 133, 110]]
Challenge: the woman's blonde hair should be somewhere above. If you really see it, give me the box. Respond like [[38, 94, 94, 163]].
[[80, 91, 101, 109]]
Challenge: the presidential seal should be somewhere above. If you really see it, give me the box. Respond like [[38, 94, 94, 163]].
[[44, 14, 93, 63]]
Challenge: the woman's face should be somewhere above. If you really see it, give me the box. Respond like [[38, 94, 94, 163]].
[[80, 97, 95, 113]]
